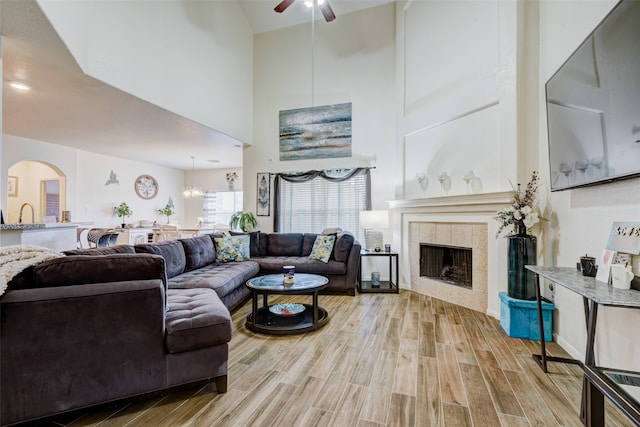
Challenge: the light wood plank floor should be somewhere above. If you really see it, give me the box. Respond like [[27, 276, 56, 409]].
[[37, 291, 630, 427]]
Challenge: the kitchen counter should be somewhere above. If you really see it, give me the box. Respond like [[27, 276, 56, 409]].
[[0, 222, 90, 251]]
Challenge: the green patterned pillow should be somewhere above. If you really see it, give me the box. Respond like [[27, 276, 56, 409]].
[[308, 234, 335, 263], [214, 235, 250, 262]]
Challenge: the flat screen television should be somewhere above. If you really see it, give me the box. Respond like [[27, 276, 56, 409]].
[[545, 0, 640, 191]]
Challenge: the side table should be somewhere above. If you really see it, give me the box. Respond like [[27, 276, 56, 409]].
[[358, 250, 399, 293]]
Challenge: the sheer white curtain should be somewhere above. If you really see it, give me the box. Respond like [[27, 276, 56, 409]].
[[274, 168, 371, 241]]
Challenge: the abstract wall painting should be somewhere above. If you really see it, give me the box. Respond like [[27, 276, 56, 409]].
[[279, 102, 352, 161]]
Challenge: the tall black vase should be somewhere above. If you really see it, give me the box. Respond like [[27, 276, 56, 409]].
[[507, 232, 537, 300]]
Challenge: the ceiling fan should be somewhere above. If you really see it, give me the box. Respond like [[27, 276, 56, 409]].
[[274, 0, 336, 23]]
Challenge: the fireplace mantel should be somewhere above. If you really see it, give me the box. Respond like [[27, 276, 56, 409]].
[[388, 191, 512, 213]]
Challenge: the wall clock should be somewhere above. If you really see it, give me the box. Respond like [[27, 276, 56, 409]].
[[134, 174, 158, 200]]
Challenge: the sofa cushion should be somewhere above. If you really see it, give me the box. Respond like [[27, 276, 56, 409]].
[[308, 235, 336, 263], [213, 236, 249, 262], [63, 245, 135, 256], [165, 288, 231, 353], [301, 233, 318, 257], [229, 231, 260, 257], [252, 256, 347, 275], [29, 254, 167, 289], [167, 260, 260, 300], [180, 235, 216, 272], [333, 231, 355, 263], [135, 240, 186, 279], [266, 233, 303, 257]]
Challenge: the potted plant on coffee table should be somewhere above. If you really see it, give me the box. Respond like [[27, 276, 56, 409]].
[[229, 211, 257, 232], [114, 202, 133, 228]]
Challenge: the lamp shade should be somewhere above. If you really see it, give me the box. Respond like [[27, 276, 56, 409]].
[[359, 210, 389, 229]]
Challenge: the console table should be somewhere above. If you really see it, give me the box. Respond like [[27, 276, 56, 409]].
[[526, 266, 640, 426]]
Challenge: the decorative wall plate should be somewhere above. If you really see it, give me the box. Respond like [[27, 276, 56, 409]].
[[135, 175, 158, 200], [269, 303, 305, 317]]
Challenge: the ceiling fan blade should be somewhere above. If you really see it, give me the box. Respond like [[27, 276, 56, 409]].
[[274, 0, 296, 13], [320, 1, 336, 22]]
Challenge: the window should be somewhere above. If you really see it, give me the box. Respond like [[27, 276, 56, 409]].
[[202, 191, 242, 228], [274, 168, 371, 241]]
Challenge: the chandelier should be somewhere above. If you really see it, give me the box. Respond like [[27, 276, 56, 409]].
[[183, 156, 203, 198]]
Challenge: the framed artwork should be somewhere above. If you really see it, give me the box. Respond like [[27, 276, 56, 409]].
[[257, 172, 270, 216], [279, 102, 352, 161], [606, 221, 640, 255], [7, 176, 18, 197]]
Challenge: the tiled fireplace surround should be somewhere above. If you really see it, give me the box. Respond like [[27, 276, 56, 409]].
[[390, 192, 512, 317]]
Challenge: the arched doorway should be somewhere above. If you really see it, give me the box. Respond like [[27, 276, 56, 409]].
[[6, 161, 67, 224]]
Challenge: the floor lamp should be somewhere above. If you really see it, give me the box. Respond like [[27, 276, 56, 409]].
[[360, 210, 388, 252]]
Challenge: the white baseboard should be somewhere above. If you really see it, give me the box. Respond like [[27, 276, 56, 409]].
[[554, 333, 584, 361]]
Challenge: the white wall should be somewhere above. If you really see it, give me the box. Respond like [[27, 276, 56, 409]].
[[539, 0, 640, 370], [396, 0, 522, 202], [2, 134, 186, 228], [247, 4, 396, 233], [37, 0, 254, 144]]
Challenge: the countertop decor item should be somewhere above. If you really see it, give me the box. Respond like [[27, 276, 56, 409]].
[[225, 172, 238, 191], [157, 203, 175, 224], [114, 202, 133, 228], [494, 171, 542, 300]]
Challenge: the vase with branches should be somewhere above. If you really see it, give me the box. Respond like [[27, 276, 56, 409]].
[[494, 171, 542, 300]]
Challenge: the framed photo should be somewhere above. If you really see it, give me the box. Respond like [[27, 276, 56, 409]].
[[256, 172, 270, 216], [7, 176, 18, 197], [606, 221, 640, 255]]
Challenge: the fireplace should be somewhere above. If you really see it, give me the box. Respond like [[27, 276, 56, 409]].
[[391, 191, 512, 316], [407, 220, 490, 313], [420, 243, 472, 289]]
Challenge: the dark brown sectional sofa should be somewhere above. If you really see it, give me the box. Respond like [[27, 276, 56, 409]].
[[0, 231, 359, 425]]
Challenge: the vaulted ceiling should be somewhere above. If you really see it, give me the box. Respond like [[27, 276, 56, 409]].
[[1, 0, 394, 171]]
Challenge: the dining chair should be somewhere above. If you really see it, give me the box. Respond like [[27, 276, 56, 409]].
[[159, 224, 181, 241]]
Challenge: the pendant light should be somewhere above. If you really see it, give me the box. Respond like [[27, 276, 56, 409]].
[[183, 156, 203, 198]]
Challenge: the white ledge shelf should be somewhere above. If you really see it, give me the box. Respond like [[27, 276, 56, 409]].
[[388, 191, 513, 213]]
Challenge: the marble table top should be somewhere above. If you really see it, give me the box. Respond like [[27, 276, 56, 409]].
[[526, 266, 640, 308]]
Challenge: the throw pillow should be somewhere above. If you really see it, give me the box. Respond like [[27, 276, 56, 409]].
[[214, 235, 250, 262], [308, 234, 336, 263]]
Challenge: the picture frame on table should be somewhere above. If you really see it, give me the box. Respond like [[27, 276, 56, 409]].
[[256, 172, 270, 216], [7, 176, 18, 197], [595, 249, 616, 284]]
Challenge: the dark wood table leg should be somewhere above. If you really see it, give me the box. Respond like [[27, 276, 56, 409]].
[[312, 290, 319, 329], [534, 273, 548, 372], [252, 291, 258, 327]]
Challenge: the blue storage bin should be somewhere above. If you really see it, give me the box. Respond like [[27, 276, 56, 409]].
[[499, 291, 554, 342]]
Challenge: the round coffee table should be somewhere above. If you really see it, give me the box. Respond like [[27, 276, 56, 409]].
[[245, 273, 329, 335]]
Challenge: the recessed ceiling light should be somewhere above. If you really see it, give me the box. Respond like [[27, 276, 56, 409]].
[[8, 81, 31, 91]]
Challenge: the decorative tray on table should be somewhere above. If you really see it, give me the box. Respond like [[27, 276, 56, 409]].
[[269, 303, 305, 317]]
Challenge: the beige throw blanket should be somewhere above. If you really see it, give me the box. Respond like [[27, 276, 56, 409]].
[[0, 245, 63, 296]]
